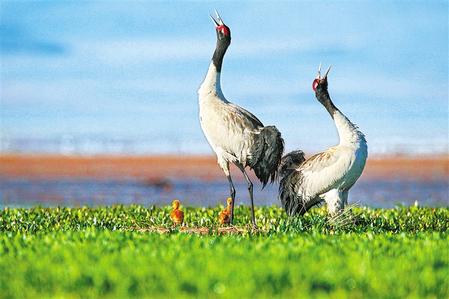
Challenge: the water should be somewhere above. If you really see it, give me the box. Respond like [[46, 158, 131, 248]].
[[1, 177, 447, 209]]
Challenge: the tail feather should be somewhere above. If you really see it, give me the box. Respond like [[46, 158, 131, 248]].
[[279, 150, 305, 177], [279, 171, 307, 216], [248, 126, 284, 187], [279, 151, 320, 216]]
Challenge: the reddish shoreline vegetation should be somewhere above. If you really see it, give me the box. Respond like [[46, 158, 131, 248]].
[[1, 154, 447, 181]]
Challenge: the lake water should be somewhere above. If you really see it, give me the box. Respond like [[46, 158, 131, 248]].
[[1, 177, 447, 209]]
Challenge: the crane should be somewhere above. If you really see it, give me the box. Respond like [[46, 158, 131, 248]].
[[279, 65, 367, 216], [198, 11, 284, 226]]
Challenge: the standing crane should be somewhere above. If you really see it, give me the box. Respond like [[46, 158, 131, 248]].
[[279, 65, 367, 216], [198, 11, 284, 226]]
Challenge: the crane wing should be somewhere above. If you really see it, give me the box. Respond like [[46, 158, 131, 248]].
[[297, 148, 352, 198], [228, 103, 264, 129]]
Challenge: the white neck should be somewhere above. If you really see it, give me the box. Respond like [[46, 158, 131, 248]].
[[198, 62, 225, 100], [332, 110, 365, 147]]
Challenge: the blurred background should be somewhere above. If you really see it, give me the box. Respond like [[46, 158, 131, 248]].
[[0, 1, 448, 208]]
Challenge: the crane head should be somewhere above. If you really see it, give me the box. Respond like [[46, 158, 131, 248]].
[[210, 10, 231, 42], [312, 63, 331, 92]]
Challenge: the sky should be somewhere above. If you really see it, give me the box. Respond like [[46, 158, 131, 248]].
[[1, 1, 448, 155]]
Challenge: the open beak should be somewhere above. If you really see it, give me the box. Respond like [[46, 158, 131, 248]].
[[317, 63, 332, 79], [316, 63, 322, 79], [210, 9, 224, 27], [324, 65, 332, 79]]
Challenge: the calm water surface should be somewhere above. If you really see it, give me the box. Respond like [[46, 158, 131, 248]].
[[0, 177, 447, 208]]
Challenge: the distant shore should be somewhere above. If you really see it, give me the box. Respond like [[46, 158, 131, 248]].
[[0, 154, 447, 181]]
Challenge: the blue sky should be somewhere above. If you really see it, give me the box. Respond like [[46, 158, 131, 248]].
[[1, 1, 447, 155]]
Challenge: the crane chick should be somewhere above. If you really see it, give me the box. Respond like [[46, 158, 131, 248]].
[[170, 199, 184, 226], [219, 197, 233, 225]]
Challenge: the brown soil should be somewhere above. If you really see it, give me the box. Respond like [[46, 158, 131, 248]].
[[0, 154, 447, 181], [132, 225, 261, 235]]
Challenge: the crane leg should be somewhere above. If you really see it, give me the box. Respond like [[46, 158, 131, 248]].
[[226, 174, 236, 224], [342, 190, 349, 208], [237, 165, 256, 227], [218, 159, 236, 224]]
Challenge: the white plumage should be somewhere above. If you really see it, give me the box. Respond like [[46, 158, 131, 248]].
[[199, 65, 266, 170], [279, 66, 367, 216], [199, 12, 284, 226]]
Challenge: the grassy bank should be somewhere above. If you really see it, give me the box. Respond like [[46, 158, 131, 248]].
[[1, 206, 448, 298]]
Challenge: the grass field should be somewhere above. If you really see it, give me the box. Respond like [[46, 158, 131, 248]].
[[1, 205, 448, 298]]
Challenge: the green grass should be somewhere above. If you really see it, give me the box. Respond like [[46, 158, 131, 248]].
[[1, 205, 448, 299]]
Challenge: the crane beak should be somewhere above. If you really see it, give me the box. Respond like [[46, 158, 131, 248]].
[[210, 9, 224, 26], [210, 15, 219, 26], [317, 63, 331, 79], [324, 65, 332, 79], [316, 63, 322, 79], [215, 9, 224, 25]]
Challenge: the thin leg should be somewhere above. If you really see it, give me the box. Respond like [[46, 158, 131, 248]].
[[218, 159, 236, 224], [341, 190, 349, 208], [226, 174, 236, 224], [237, 164, 256, 227]]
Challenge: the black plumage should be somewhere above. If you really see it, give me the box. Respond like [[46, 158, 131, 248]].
[[249, 126, 285, 187]]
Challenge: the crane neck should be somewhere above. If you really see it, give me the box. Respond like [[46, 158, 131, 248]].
[[212, 38, 229, 73], [199, 63, 224, 98], [198, 39, 229, 98], [316, 88, 362, 146], [315, 88, 339, 118]]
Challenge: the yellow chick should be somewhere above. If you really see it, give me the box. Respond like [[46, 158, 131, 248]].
[[170, 199, 184, 226], [219, 197, 233, 225]]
